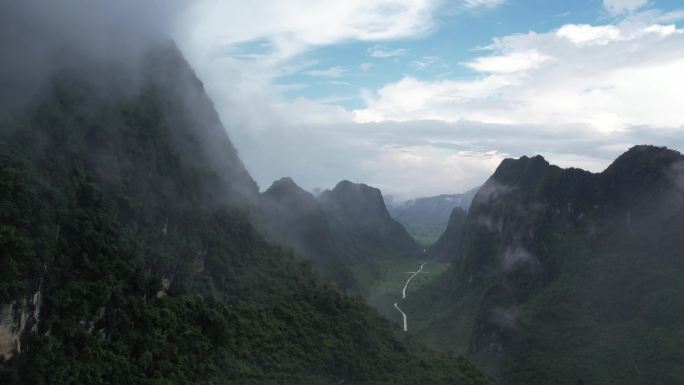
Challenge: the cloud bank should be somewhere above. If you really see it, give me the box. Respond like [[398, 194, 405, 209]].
[[172, 2, 684, 199], [355, 12, 684, 134], [9, 0, 679, 200]]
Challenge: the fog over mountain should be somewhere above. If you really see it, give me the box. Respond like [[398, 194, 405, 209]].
[[1, 1, 684, 385], [7, 0, 680, 199], [171, 1, 684, 199], [0, 1, 494, 384]]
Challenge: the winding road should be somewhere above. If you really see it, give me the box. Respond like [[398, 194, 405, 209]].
[[394, 302, 407, 331], [394, 261, 427, 332]]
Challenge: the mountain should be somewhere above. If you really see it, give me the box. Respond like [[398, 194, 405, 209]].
[[257, 177, 357, 290], [404, 146, 684, 385], [389, 188, 479, 245], [317, 181, 429, 320], [258, 178, 442, 323], [428, 206, 468, 262], [318, 180, 423, 263], [0, 44, 493, 385]]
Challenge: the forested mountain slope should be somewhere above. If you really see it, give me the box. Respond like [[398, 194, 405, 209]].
[[256, 177, 357, 290], [405, 146, 684, 385], [0, 43, 493, 385]]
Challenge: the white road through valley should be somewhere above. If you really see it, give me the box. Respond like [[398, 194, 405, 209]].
[[394, 302, 407, 332], [402, 262, 426, 299], [394, 261, 427, 332]]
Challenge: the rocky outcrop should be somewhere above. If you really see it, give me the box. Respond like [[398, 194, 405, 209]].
[[0, 287, 41, 361]]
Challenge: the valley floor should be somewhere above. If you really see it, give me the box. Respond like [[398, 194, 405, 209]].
[[352, 256, 450, 328]]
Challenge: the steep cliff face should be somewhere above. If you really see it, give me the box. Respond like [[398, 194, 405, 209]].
[[406, 146, 684, 385], [428, 207, 467, 262], [0, 41, 262, 367], [0, 288, 41, 361]]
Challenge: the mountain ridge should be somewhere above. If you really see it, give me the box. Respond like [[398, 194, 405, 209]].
[[405, 145, 684, 385]]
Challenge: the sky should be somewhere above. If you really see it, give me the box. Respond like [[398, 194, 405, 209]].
[[171, 0, 684, 200]]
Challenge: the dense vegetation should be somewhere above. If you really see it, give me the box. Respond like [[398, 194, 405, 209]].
[[0, 44, 494, 385], [256, 177, 438, 321], [405, 147, 684, 385]]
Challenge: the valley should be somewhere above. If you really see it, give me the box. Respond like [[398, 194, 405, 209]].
[[2, 2, 684, 384], [394, 260, 427, 331]]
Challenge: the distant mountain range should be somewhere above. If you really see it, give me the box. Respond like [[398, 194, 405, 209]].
[[405, 145, 684, 385], [388, 188, 479, 246]]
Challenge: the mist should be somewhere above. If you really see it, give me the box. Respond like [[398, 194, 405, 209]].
[[0, 0, 187, 114]]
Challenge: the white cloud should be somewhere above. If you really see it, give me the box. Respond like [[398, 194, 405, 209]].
[[176, 0, 441, 155], [603, 0, 649, 15], [463, 0, 506, 8], [368, 45, 408, 57], [173, 1, 684, 198], [222, 116, 684, 199], [355, 75, 517, 123], [305, 66, 346, 77], [556, 24, 622, 45], [355, 13, 684, 133], [359, 145, 505, 198], [182, 0, 439, 61], [463, 50, 552, 73]]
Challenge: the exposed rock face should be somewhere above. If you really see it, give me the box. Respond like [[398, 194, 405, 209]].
[[156, 277, 172, 298], [0, 288, 41, 360]]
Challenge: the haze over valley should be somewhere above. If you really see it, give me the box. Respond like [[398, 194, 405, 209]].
[[1, 1, 683, 384]]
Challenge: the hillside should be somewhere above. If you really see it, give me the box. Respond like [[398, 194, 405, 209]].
[[257, 177, 450, 325], [256, 177, 357, 290], [404, 146, 684, 385], [316, 181, 429, 319], [0, 44, 494, 385]]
